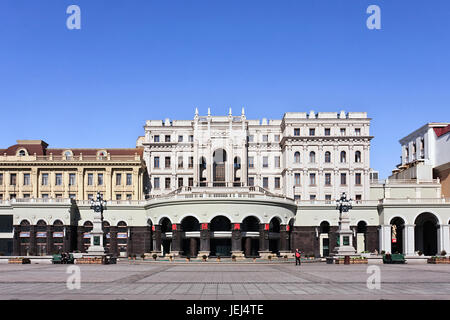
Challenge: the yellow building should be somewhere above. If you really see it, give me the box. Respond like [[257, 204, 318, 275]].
[[0, 140, 147, 201]]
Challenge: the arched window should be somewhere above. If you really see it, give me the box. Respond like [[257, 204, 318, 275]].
[[324, 151, 331, 163], [355, 151, 361, 163], [17, 149, 27, 156], [63, 150, 73, 160], [294, 152, 301, 163], [309, 152, 316, 163], [340, 151, 346, 163]]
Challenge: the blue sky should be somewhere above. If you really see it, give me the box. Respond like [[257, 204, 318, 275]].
[[0, 0, 449, 178]]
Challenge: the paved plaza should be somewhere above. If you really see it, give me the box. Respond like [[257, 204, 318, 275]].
[[0, 262, 449, 300]]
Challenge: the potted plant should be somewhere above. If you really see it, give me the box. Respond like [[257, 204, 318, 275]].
[[217, 256, 221, 262], [253, 257, 256, 263], [284, 255, 288, 261], [133, 254, 137, 261], [232, 255, 236, 262], [186, 256, 190, 262], [268, 255, 272, 261], [168, 255, 173, 262], [202, 254, 207, 262], [152, 253, 158, 261]]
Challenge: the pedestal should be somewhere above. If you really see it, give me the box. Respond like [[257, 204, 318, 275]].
[[231, 251, 245, 260]]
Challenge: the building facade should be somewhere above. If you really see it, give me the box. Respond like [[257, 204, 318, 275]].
[[0, 112, 449, 259]]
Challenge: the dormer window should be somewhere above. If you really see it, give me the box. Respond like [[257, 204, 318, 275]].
[[97, 150, 107, 160], [63, 150, 73, 160], [17, 149, 27, 156]]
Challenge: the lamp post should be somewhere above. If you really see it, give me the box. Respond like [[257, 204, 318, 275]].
[[86, 191, 107, 256], [332, 192, 357, 256]]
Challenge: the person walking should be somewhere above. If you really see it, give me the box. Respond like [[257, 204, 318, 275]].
[[295, 249, 301, 266]]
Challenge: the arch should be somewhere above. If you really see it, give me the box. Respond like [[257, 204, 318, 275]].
[[294, 152, 301, 163], [340, 151, 347, 163], [241, 216, 260, 232], [102, 221, 111, 228], [413, 211, 442, 226], [355, 151, 362, 163], [19, 219, 31, 226], [53, 219, 64, 226], [357, 221, 367, 233], [324, 151, 331, 163], [180, 216, 200, 232], [63, 150, 73, 160], [319, 221, 330, 233], [414, 212, 439, 256], [387, 215, 408, 225], [309, 151, 316, 163], [269, 217, 281, 233], [210, 215, 231, 232], [36, 219, 47, 227], [267, 215, 285, 226], [159, 217, 172, 233], [234, 156, 241, 183], [390, 217, 405, 254], [83, 221, 93, 228], [146, 218, 153, 227]]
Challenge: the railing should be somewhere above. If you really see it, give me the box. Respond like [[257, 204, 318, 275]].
[[10, 198, 72, 204], [0, 154, 141, 162], [371, 179, 440, 185], [296, 200, 380, 206], [380, 198, 450, 204]]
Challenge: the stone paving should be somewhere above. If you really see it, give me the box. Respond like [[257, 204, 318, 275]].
[[0, 262, 449, 300]]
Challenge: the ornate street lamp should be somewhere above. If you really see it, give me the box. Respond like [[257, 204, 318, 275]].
[[332, 192, 357, 256], [86, 192, 107, 256]]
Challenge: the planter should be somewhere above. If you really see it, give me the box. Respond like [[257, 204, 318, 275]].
[[428, 257, 450, 264]]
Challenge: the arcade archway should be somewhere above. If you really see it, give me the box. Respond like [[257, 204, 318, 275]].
[[415, 212, 438, 256], [210, 215, 231, 256]]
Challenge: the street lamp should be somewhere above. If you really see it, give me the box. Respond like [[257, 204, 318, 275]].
[[86, 191, 107, 257], [332, 192, 356, 257]]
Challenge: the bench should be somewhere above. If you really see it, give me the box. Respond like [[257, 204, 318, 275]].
[[383, 253, 406, 264], [52, 254, 75, 264]]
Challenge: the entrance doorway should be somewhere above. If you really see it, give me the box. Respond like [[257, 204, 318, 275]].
[[415, 212, 438, 256]]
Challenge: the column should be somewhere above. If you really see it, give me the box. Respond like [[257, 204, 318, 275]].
[[13, 225, 20, 256], [170, 224, 181, 256], [403, 224, 415, 256], [189, 238, 198, 257], [199, 223, 210, 256], [245, 237, 252, 257], [29, 225, 37, 256], [77, 169, 84, 200], [105, 168, 112, 201], [152, 225, 162, 255], [32, 168, 38, 198], [231, 224, 243, 258], [437, 224, 450, 256], [379, 225, 391, 254], [46, 225, 53, 254], [110, 226, 118, 257], [279, 225, 290, 252], [258, 223, 270, 257]]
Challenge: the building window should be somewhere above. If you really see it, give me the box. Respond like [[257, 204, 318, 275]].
[[248, 177, 254, 186], [178, 177, 183, 188], [294, 195, 301, 200], [263, 177, 269, 188], [310, 194, 316, 201], [87, 174, 93, 186], [294, 152, 301, 163], [309, 128, 315, 136], [340, 128, 346, 136], [116, 173, 122, 185], [325, 151, 331, 163], [355, 151, 361, 163], [165, 178, 171, 189], [116, 194, 122, 201], [248, 135, 254, 142], [126, 174, 132, 185], [56, 194, 62, 199], [325, 173, 331, 186], [188, 157, 194, 169], [248, 157, 254, 168], [0, 173, 2, 186], [126, 194, 132, 200], [178, 135, 183, 142], [188, 178, 193, 187], [355, 173, 362, 185], [340, 151, 347, 163], [55, 173, 62, 186], [69, 194, 76, 199], [154, 177, 160, 189], [341, 173, 347, 185], [23, 174, 30, 186], [165, 157, 171, 168], [98, 174, 103, 186], [178, 156, 183, 168], [325, 128, 331, 136], [154, 135, 160, 142], [189, 135, 194, 142], [10, 173, 16, 186], [87, 194, 93, 200], [325, 194, 332, 203], [23, 194, 30, 199], [275, 156, 280, 168], [274, 135, 280, 142], [263, 135, 268, 142], [309, 173, 316, 186], [355, 128, 361, 136], [263, 156, 268, 168], [295, 173, 301, 186], [275, 177, 280, 189], [309, 152, 316, 163], [355, 194, 362, 203], [69, 173, 76, 186], [165, 135, 171, 142], [294, 128, 300, 136], [154, 157, 160, 168], [42, 173, 48, 186]]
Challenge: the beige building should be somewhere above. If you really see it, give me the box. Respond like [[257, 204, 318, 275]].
[[0, 140, 147, 202]]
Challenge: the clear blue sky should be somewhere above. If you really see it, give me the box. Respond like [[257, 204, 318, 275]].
[[0, 0, 449, 178]]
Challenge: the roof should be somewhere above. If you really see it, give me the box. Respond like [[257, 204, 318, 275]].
[[433, 124, 450, 138]]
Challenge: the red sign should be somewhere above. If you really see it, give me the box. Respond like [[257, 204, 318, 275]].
[[264, 224, 270, 231], [201, 223, 208, 230], [392, 239, 397, 243], [152, 226, 155, 232], [172, 224, 177, 231], [234, 223, 241, 230], [286, 225, 290, 232]]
